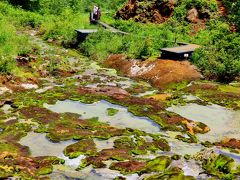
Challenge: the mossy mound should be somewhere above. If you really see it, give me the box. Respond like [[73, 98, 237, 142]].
[[195, 150, 240, 179], [79, 148, 132, 169], [110, 161, 146, 174], [109, 156, 171, 174], [144, 167, 196, 180], [184, 82, 240, 109], [64, 139, 97, 158], [0, 152, 64, 179], [114, 135, 170, 155], [107, 108, 119, 116], [44, 114, 125, 142]]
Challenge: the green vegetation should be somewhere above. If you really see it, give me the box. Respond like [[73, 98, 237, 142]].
[[0, 0, 239, 82], [106, 108, 119, 116], [222, 0, 240, 29]]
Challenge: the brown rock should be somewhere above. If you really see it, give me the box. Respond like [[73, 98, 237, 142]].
[[105, 55, 202, 89], [187, 8, 199, 23]]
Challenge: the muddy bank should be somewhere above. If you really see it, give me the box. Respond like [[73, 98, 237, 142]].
[[105, 55, 202, 89]]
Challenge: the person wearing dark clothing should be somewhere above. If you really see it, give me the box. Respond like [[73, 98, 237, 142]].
[[90, 6, 101, 24]]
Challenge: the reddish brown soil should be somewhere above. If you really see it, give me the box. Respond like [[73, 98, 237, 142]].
[[115, 0, 175, 24], [105, 54, 202, 89], [0, 75, 39, 93], [216, 138, 240, 149]]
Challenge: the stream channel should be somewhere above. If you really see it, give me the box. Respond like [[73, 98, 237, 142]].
[[14, 35, 240, 180]]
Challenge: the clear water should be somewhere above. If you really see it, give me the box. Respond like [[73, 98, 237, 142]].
[[44, 100, 161, 134], [19, 132, 76, 157], [167, 103, 240, 142]]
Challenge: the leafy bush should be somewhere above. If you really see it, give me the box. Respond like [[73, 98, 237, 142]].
[[222, 0, 240, 30], [0, 13, 32, 74], [192, 34, 240, 82], [39, 0, 126, 15], [6, 0, 40, 11], [174, 0, 217, 20]]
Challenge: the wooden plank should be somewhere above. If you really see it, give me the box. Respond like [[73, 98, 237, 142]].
[[97, 21, 129, 35], [161, 44, 200, 54], [75, 29, 98, 33]]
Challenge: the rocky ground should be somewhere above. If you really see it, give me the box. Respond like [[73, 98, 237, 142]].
[[0, 32, 240, 179]]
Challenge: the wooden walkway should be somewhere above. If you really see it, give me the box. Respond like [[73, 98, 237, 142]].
[[97, 21, 129, 35], [75, 21, 201, 60]]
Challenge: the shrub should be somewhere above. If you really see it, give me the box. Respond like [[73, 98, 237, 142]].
[[192, 34, 240, 82], [6, 0, 40, 11], [222, 0, 240, 30]]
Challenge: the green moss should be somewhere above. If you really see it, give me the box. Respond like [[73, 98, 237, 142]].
[[201, 141, 213, 148], [107, 108, 119, 116], [64, 139, 97, 159], [184, 154, 191, 160], [145, 156, 172, 172], [114, 135, 170, 156], [219, 85, 240, 94], [144, 167, 196, 180], [128, 105, 153, 117], [37, 166, 52, 175], [109, 161, 146, 174], [171, 154, 181, 160], [175, 133, 198, 143], [202, 154, 236, 179]]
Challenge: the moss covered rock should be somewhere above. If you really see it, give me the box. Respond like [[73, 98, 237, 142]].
[[64, 139, 97, 158]]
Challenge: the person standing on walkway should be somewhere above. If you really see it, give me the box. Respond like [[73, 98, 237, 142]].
[[90, 6, 101, 24]]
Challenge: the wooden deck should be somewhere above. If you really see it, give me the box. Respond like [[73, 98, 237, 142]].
[[75, 29, 98, 34], [75, 29, 98, 42], [161, 44, 201, 60], [161, 44, 200, 54]]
